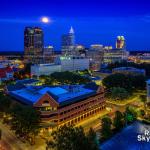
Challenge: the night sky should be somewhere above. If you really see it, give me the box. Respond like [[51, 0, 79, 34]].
[[0, 0, 150, 51]]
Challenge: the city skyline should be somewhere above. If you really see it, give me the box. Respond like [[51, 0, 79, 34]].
[[0, 0, 150, 51]]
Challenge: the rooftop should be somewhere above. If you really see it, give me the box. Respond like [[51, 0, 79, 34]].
[[16, 79, 39, 85], [8, 84, 98, 106], [0, 67, 14, 78], [113, 67, 145, 72]]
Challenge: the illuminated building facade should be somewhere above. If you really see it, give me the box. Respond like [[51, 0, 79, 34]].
[[31, 63, 61, 76], [61, 27, 75, 55], [128, 52, 150, 64], [24, 27, 44, 63], [73, 45, 86, 56], [55, 56, 89, 71], [43, 46, 54, 63], [116, 36, 126, 49], [86, 45, 104, 71], [31, 56, 89, 76], [7, 84, 105, 128], [103, 48, 129, 64]]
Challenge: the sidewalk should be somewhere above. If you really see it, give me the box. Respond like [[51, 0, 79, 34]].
[[76, 110, 109, 132]]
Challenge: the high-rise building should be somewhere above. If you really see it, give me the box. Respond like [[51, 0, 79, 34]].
[[116, 36, 126, 49], [74, 45, 86, 56], [61, 27, 75, 55], [24, 27, 44, 63], [86, 45, 104, 71], [103, 48, 129, 64], [43, 46, 54, 63]]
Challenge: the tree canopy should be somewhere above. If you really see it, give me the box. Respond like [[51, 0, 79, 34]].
[[0, 92, 11, 113], [113, 111, 125, 131], [102, 73, 146, 92], [110, 87, 129, 100], [124, 106, 137, 124], [46, 125, 99, 150], [50, 71, 91, 85], [10, 104, 41, 143], [101, 116, 112, 140]]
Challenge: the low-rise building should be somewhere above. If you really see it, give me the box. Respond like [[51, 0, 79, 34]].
[[0, 67, 14, 83], [31, 63, 61, 76], [55, 56, 89, 71], [112, 67, 145, 76], [7, 83, 105, 130], [31, 56, 90, 76]]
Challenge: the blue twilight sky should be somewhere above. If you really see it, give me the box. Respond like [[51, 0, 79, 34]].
[[0, 0, 150, 51]]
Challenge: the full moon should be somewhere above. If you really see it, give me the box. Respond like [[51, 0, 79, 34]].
[[41, 17, 49, 23]]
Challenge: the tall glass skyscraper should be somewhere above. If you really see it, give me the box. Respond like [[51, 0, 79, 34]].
[[24, 27, 44, 63], [61, 27, 75, 55]]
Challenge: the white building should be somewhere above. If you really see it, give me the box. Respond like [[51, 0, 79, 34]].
[[31, 56, 89, 76], [55, 56, 89, 71], [31, 63, 61, 76], [146, 80, 150, 103]]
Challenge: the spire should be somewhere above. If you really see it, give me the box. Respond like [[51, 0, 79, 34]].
[[69, 26, 74, 34]]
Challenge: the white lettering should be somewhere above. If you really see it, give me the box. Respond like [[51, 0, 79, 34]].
[[146, 136, 150, 142], [141, 136, 146, 141], [137, 135, 142, 141], [145, 130, 150, 136]]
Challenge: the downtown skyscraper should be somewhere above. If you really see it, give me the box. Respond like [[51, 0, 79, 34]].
[[24, 27, 44, 63], [61, 27, 75, 55], [116, 36, 126, 49]]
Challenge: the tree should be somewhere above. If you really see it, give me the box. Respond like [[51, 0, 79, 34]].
[[113, 111, 125, 131], [102, 73, 133, 92], [0, 93, 11, 113], [46, 125, 98, 150], [110, 87, 129, 100], [87, 128, 99, 150], [139, 109, 145, 117], [131, 75, 146, 90], [101, 116, 112, 140], [10, 104, 41, 144], [124, 106, 137, 125], [50, 71, 91, 85], [102, 73, 146, 92]]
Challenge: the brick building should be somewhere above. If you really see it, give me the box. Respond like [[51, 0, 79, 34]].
[[7, 83, 105, 129]]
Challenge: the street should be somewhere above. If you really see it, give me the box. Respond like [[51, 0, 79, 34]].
[[0, 121, 46, 150]]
